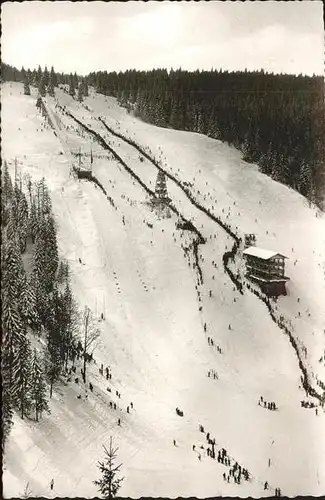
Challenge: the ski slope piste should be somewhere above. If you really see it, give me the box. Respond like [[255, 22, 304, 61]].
[[2, 81, 325, 498]]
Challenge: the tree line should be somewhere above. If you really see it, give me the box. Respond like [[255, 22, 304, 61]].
[[87, 68, 324, 208], [1, 62, 89, 102], [2, 62, 323, 206], [1, 162, 98, 447]]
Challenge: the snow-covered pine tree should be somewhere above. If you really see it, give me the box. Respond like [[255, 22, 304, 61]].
[[69, 74, 75, 96], [73, 71, 79, 89], [62, 282, 79, 369], [22, 67, 31, 96], [19, 272, 39, 329], [83, 80, 89, 97], [45, 331, 62, 398], [29, 197, 39, 243], [50, 66, 58, 87], [77, 84, 84, 102], [93, 437, 124, 499], [15, 334, 32, 419], [1, 375, 14, 449], [17, 192, 29, 253], [43, 66, 50, 86], [48, 77, 55, 97], [2, 161, 14, 208], [36, 65, 43, 86], [31, 234, 50, 325], [30, 349, 50, 421], [38, 75, 47, 97], [56, 260, 69, 284], [43, 214, 59, 290], [2, 300, 26, 401]]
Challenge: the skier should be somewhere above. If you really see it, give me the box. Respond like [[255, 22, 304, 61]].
[[192, 444, 196, 451], [130, 402, 133, 409], [173, 439, 176, 446], [127, 406, 129, 414], [118, 418, 121, 426], [264, 481, 269, 490], [50, 479, 54, 490]]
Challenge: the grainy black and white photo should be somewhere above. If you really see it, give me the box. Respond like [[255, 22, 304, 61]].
[[1, 0, 325, 498]]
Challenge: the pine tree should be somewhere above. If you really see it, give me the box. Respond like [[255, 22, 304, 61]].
[[2, 160, 13, 207], [29, 197, 39, 243], [36, 65, 43, 86], [30, 349, 50, 421], [1, 379, 14, 449], [83, 80, 89, 97], [19, 273, 39, 329], [73, 71, 79, 89], [2, 301, 26, 401], [93, 437, 124, 499], [43, 66, 50, 87], [15, 335, 32, 419], [69, 74, 75, 97], [50, 66, 58, 87], [78, 84, 83, 102], [48, 76, 55, 97], [38, 75, 46, 97], [22, 67, 31, 96], [62, 282, 79, 369], [17, 192, 29, 253]]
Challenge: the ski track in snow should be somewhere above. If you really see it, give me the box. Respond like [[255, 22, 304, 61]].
[[2, 82, 325, 498]]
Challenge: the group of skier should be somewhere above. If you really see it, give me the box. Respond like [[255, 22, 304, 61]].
[[207, 369, 219, 380], [258, 396, 277, 411]]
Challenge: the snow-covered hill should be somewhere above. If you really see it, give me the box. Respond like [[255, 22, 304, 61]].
[[2, 82, 325, 498]]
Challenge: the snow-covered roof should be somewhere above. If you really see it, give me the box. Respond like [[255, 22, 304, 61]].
[[243, 246, 287, 260]]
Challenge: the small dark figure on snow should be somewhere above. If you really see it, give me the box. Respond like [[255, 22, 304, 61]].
[[118, 418, 121, 426], [79, 258, 82, 264], [130, 402, 133, 409], [173, 439, 176, 446], [127, 406, 129, 414], [264, 481, 269, 490], [193, 444, 195, 451], [75, 377, 79, 384], [114, 403, 117, 410], [89, 382, 93, 392], [50, 479, 54, 490]]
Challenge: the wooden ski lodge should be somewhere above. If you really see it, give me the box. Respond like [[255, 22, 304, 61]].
[[243, 246, 289, 296]]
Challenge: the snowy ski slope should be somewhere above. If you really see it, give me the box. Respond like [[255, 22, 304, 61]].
[[2, 82, 325, 498]]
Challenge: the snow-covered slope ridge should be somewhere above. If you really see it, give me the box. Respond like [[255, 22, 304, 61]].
[[2, 82, 325, 498]]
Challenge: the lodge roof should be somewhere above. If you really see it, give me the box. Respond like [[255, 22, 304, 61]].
[[243, 246, 287, 260]]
